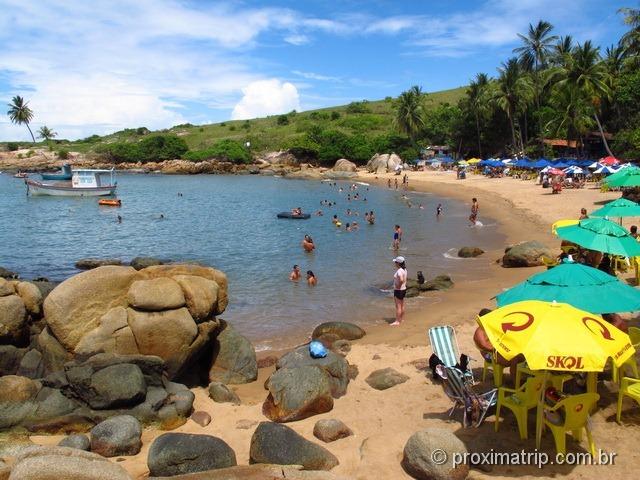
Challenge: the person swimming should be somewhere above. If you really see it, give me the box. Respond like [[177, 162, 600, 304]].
[[289, 265, 301, 281], [332, 215, 339, 225], [306, 270, 317, 286], [302, 235, 315, 253], [117, 215, 122, 224], [345, 223, 352, 232]]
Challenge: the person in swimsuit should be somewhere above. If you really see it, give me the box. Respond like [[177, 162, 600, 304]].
[[393, 224, 402, 250], [332, 215, 339, 225], [368, 211, 375, 225], [302, 235, 315, 253], [469, 198, 479, 225], [391, 256, 407, 326], [436, 203, 443, 217], [289, 265, 301, 281], [306, 270, 317, 286]]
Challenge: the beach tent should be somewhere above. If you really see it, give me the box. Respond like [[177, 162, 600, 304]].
[[533, 159, 551, 169], [600, 156, 620, 166], [553, 161, 570, 168], [496, 261, 640, 313]]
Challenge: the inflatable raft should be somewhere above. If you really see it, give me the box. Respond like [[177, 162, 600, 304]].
[[98, 199, 122, 207], [277, 212, 310, 219]]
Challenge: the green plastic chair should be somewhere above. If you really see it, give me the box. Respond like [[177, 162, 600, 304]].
[[495, 374, 545, 439], [542, 393, 599, 457]]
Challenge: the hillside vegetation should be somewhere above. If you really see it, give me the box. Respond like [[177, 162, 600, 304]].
[[2, 87, 466, 165]]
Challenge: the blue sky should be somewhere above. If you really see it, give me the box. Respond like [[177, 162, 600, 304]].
[[0, 0, 631, 140]]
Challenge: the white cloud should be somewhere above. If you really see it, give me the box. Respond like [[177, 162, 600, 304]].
[[284, 34, 310, 46], [231, 79, 301, 120], [292, 70, 342, 82]]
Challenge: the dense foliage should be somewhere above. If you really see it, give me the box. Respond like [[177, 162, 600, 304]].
[[183, 139, 251, 164], [96, 134, 188, 163]]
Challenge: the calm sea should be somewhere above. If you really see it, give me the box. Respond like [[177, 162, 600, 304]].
[[0, 173, 504, 349]]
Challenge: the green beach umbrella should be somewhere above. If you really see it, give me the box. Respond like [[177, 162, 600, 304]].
[[555, 218, 640, 257], [496, 261, 640, 313], [604, 166, 640, 188], [590, 198, 640, 219]]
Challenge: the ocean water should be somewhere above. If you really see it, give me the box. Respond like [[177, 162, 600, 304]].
[[0, 173, 504, 349]]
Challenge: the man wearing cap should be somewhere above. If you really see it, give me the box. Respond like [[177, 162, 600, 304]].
[[391, 256, 407, 326]]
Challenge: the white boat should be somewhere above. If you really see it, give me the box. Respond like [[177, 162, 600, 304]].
[[26, 168, 117, 197]]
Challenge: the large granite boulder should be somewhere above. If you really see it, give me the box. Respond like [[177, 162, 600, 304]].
[[86, 363, 147, 409], [402, 428, 469, 480], [276, 346, 349, 398], [263, 366, 333, 422], [258, 151, 299, 166], [75, 307, 139, 357], [147, 433, 237, 477], [208, 382, 240, 405], [0, 375, 40, 402], [173, 275, 220, 322], [37, 327, 72, 375], [0, 294, 27, 345], [249, 422, 339, 471], [9, 445, 131, 480], [332, 158, 357, 172], [366, 153, 402, 174], [16, 281, 44, 316], [502, 241, 554, 268], [17, 349, 44, 379], [90, 415, 142, 457], [58, 434, 91, 451], [0, 277, 15, 296], [127, 277, 186, 311], [312, 322, 365, 341], [43, 266, 144, 351], [0, 345, 27, 376], [209, 320, 257, 384], [127, 308, 198, 360]]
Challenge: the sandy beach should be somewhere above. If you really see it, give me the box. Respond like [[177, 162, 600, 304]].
[[18, 168, 640, 480]]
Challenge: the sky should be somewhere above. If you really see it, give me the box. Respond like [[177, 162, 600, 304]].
[[0, 0, 632, 141]]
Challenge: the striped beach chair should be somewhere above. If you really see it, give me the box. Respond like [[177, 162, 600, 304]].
[[429, 325, 475, 383], [436, 365, 497, 428]]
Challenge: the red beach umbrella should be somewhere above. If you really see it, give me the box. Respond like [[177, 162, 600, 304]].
[[600, 156, 619, 166], [548, 168, 565, 176]]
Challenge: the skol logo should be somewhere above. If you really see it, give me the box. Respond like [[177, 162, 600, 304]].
[[501, 312, 534, 333], [582, 316, 614, 341], [546, 355, 585, 369]]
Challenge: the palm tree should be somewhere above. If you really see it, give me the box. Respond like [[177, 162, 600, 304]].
[[551, 35, 574, 67], [394, 86, 425, 143], [7, 96, 35, 143], [547, 84, 594, 156], [493, 58, 533, 153], [467, 73, 489, 157], [37, 126, 57, 141], [558, 41, 614, 156], [514, 21, 557, 146], [619, 6, 640, 57]]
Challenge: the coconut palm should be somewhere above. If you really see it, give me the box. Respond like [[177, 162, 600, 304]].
[[551, 35, 574, 67], [467, 73, 489, 157], [547, 84, 595, 155], [514, 20, 557, 146], [393, 86, 425, 143], [619, 6, 640, 57], [493, 58, 533, 153], [7, 96, 35, 143], [37, 126, 57, 141], [558, 41, 614, 156]]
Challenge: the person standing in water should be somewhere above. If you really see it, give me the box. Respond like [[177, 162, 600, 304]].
[[469, 198, 479, 225], [306, 270, 317, 286], [391, 256, 407, 326], [289, 265, 301, 281], [368, 211, 375, 225], [436, 203, 443, 217], [302, 235, 315, 253], [392, 224, 402, 250]]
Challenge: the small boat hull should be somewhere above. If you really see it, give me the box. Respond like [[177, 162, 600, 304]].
[[26, 179, 117, 197], [277, 212, 311, 219]]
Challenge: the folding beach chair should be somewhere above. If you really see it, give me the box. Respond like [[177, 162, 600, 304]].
[[428, 325, 475, 383], [436, 365, 497, 428]]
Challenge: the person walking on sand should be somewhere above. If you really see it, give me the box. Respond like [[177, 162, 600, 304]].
[[393, 224, 402, 250], [394, 178, 398, 190], [388, 178, 392, 188], [289, 265, 301, 281], [306, 270, 317, 286], [302, 235, 315, 253], [469, 198, 479, 225], [391, 256, 407, 326]]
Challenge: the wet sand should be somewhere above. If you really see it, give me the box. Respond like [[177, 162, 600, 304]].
[[29, 169, 640, 479]]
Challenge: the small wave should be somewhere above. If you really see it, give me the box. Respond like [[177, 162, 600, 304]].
[[443, 248, 463, 260]]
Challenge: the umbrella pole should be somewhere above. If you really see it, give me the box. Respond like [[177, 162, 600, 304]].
[[536, 371, 548, 450]]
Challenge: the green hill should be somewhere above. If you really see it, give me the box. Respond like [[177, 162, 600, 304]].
[[3, 86, 467, 163]]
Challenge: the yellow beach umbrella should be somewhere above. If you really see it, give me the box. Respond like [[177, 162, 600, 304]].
[[467, 158, 481, 164], [552, 219, 579, 235], [477, 300, 634, 372]]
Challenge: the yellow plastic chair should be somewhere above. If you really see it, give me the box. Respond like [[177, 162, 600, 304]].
[[542, 393, 599, 457], [495, 375, 545, 439], [613, 255, 629, 273], [515, 363, 570, 391], [616, 377, 640, 423], [482, 352, 504, 387], [541, 256, 559, 270]]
